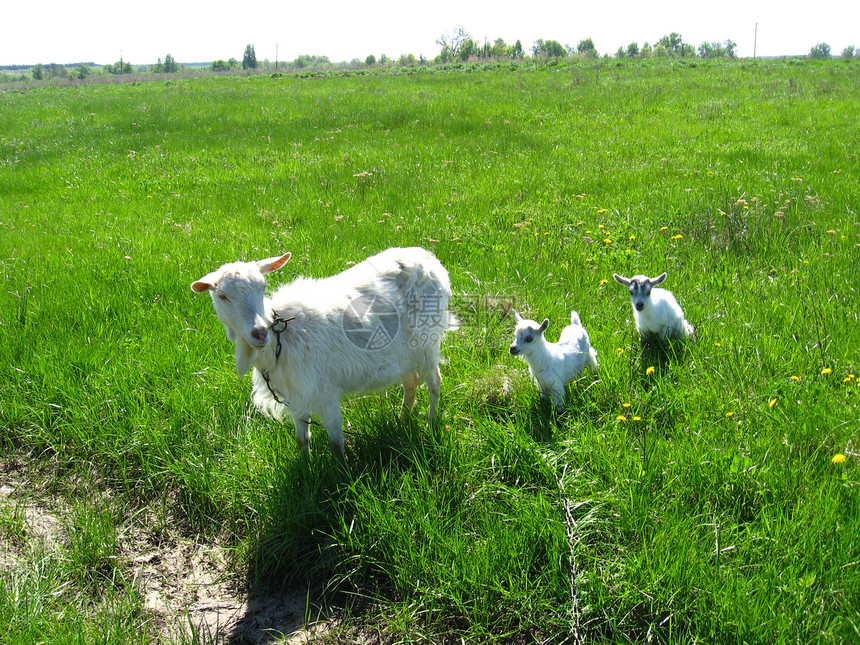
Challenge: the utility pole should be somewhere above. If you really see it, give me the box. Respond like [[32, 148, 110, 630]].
[[753, 23, 758, 59], [275, 44, 278, 70]]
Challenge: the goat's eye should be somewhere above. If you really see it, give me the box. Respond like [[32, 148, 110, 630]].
[[217, 293, 229, 301], [525, 336, 532, 343]]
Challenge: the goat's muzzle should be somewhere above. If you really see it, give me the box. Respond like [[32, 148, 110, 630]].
[[509, 345, 519, 356], [249, 327, 268, 346]]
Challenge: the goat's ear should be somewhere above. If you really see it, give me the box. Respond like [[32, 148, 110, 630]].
[[513, 309, 523, 323], [259, 253, 291, 275], [538, 318, 550, 333], [612, 273, 630, 286], [191, 272, 219, 293], [651, 272, 668, 285]]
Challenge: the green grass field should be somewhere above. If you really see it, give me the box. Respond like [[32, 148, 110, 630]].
[[1, 58, 859, 644]]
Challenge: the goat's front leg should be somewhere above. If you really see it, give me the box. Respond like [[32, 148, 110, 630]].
[[320, 402, 346, 458], [292, 415, 311, 454]]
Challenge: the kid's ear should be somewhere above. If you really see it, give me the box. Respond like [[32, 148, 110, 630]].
[[538, 318, 550, 333], [651, 272, 668, 285], [613, 273, 630, 286], [513, 309, 523, 323], [260, 253, 291, 274]]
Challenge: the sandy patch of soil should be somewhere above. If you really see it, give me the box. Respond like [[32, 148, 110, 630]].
[[0, 458, 332, 644]]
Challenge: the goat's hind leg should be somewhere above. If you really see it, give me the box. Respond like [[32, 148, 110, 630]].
[[424, 364, 442, 422], [401, 371, 420, 419]]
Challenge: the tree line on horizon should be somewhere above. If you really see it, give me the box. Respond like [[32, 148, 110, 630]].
[[6, 30, 857, 83]]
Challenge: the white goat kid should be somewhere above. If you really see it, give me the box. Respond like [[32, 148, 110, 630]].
[[509, 309, 599, 409], [612, 272, 694, 342], [191, 247, 453, 456]]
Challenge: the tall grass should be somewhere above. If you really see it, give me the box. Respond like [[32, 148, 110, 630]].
[[1, 59, 859, 643]]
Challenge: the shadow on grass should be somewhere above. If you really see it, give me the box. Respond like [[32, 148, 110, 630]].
[[228, 410, 454, 643]]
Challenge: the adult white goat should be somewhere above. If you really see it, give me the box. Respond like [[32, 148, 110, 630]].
[[612, 272, 694, 342], [191, 247, 453, 456]]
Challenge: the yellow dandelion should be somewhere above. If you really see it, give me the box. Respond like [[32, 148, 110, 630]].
[[598, 210, 607, 215], [625, 248, 632, 254], [646, 366, 656, 376], [821, 367, 833, 375], [844, 377, 853, 384], [615, 348, 624, 356], [598, 223, 605, 228], [616, 415, 627, 421], [671, 234, 683, 240], [632, 416, 641, 422], [600, 278, 609, 285], [714, 342, 722, 348], [604, 238, 613, 244], [832, 454, 847, 465], [769, 398, 777, 409], [622, 402, 631, 409], [726, 412, 735, 418], [629, 235, 636, 241], [660, 226, 669, 231]]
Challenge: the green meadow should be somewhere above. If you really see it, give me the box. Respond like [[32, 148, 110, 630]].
[[1, 59, 859, 643]]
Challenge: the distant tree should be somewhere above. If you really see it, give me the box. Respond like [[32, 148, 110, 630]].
[[653, 44, 669, 58], [809, 42, 831, 58], [577, 38, 596, 55], [399, 53, 417, 66], [458, 38, 478, 61], [657, 32, 685, 55], [379, 53, 389, 65], [294, 54, 331, 68], [615, 47, 626, 59], [641, 42, 653, 57], [679, 43, 696, 57], [626, 42, 640, 58], [211, 60, 229, 71], [163, 54, 179, 73], [437, 27, 470, 62], [491, 38, 508, 59], [724, 40, 738, 58], [365, 54, 376, 66], [32, 64, 43, 80], [243, 44, 257, 69], [227, 58, 239, 69], [105, 60, 132, 74], [698, 40, 737, 59], [75, 63, 90, 79], [511, 40, 524, 59], [842, 45, 856, 59], [533, 39, 567, 58]]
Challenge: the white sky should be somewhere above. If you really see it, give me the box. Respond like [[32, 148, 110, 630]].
[[2, 0, 857, 65]]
